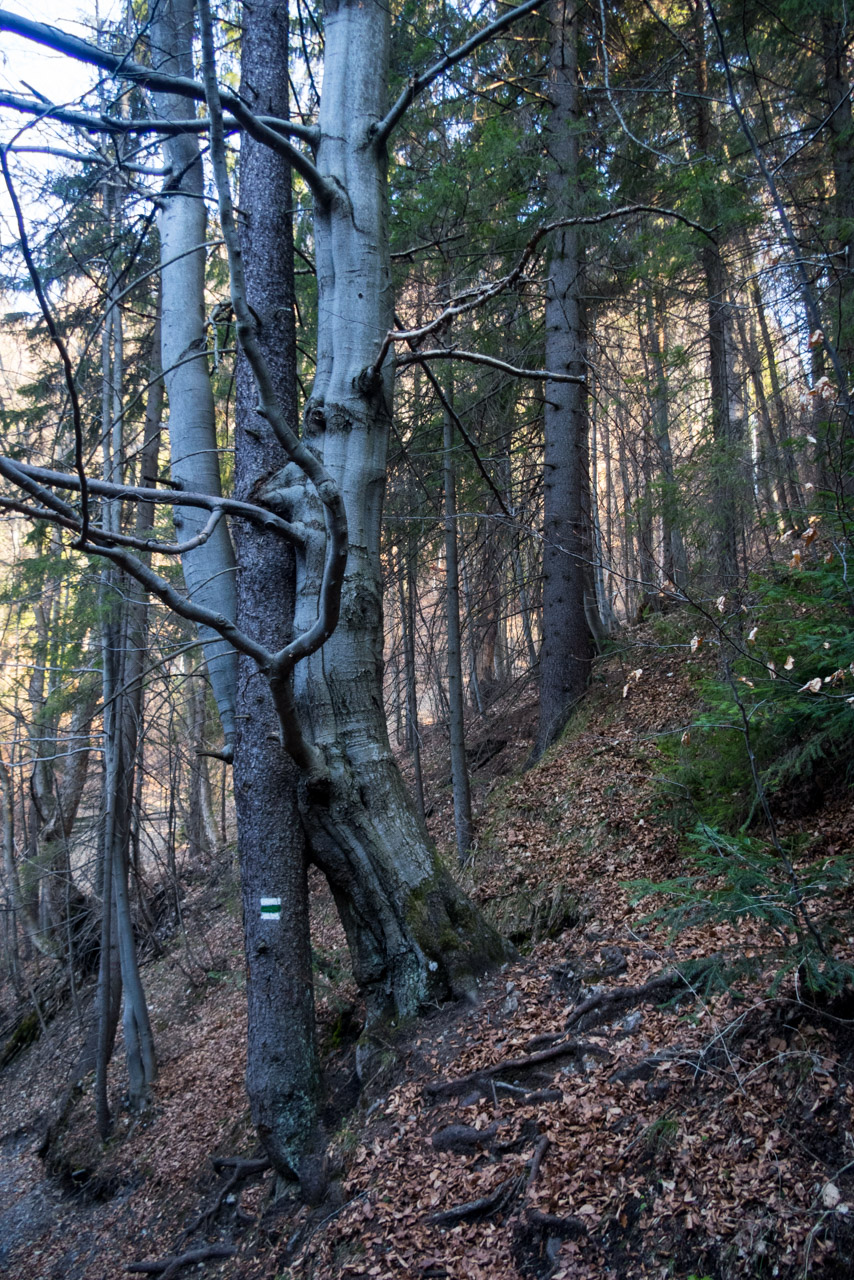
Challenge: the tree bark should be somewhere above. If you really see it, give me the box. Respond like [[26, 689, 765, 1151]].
[[442, 371, 473, 864], [277, 0, 507, 1032], [232, 0, 323, 1181], [534, 0, 592, 759], [150, 0, 238, 749], [692, 0, 743, 589]]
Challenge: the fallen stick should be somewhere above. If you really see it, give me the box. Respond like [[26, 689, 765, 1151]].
[[526, 1136, 550, 1191]]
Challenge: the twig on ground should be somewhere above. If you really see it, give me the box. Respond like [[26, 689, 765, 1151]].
[[526, 1135, 550, 1191]]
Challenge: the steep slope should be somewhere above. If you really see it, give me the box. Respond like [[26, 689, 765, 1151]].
[[2, 623, 853, 1280]]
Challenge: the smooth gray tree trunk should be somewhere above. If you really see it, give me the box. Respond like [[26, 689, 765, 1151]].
[[150, 0, 238, 749], [279, 0, 506, 1031]]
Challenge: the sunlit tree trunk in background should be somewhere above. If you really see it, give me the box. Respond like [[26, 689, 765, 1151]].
[[822, 14, 854, 376], [95, 252, 157, 1129], [151, 0, 238, 749], [442, 368, 473, 863], [647, 294, 688, 586], [397, 538, 426, 821]]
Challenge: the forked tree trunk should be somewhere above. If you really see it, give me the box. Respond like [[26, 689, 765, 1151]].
[[284, 0, 506, 1030]]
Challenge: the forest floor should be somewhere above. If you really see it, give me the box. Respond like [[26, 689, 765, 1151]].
[[2, 620, 854, 1280]]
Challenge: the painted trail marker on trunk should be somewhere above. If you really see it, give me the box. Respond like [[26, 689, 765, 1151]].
[[260, 897, 282, 920]]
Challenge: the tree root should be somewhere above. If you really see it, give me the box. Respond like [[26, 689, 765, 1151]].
[[564, 957, 719, 1033], [425, 1037, 609, 1102], [427, 1174, 525, 1226], [180, 1155, 271, 1238], [427, 1131, 553, 1228], [127, 1245, 237, 1279], [524, 1207, 587, 1238]]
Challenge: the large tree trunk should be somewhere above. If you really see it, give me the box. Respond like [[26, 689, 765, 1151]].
[[692, 0, 743, 589], [233, 0, 323, 1183], [533, 0, 592, 759], [287, 0, 507, 1032]]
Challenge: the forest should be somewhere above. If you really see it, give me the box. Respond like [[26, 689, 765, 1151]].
[[0, 0, 853, 1276]]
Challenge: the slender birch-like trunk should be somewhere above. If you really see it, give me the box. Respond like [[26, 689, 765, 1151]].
[[150, 0, 238, 749]]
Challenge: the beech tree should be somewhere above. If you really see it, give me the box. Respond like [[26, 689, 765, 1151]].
[[4, 0, 850, 1191], [0, 0, 568, 1180]]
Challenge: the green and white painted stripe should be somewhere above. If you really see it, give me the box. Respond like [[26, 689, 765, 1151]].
[[260, 897, 282, 921]]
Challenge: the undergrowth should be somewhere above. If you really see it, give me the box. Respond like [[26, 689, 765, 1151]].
[[630, 516, 854, 997]]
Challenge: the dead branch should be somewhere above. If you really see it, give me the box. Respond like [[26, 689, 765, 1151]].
[[526, 1136, 550, 1191]]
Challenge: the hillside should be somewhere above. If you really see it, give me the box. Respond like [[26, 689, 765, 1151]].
[[2, 625, 854, 1280]]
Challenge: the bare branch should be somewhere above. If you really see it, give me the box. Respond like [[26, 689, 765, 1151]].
[[397, 324, 513, 518], [0, 88, 255, 138], [371, 204, 714, 376], [0, 10, 328, 197], [0, 493, 224, 555], [0, 149, 90, 545], [376, 0, 550, 145], [396, 347, 586, 382], [7, 143, 169, 175], [0, 458, 275, 668], [1, 460, 307, 546]]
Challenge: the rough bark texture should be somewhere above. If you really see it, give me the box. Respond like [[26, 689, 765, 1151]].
[[233, 0, 322, 1180], [692, 0, 743, 588], [534, 0, 592, 759]]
